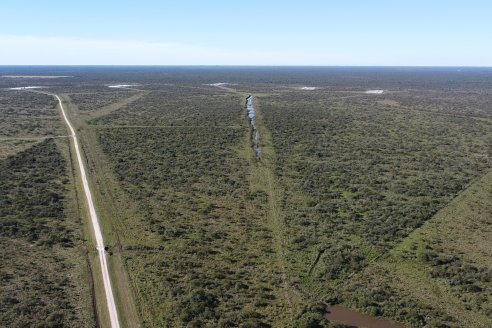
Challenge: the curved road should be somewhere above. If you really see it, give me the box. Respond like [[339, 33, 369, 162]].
[[56, 95, 120, 328]]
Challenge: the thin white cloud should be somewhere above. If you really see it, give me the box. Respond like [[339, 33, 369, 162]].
[[0, 35, 223, 65], [2, 35, 489, 66], [0, 35, 355, 65]]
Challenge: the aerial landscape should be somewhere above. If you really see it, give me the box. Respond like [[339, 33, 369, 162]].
[[1, 2, 491, 328]]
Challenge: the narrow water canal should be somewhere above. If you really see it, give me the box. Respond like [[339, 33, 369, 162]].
[[246, 95, 261, 157]]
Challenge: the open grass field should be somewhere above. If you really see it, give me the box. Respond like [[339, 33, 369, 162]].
[[1, 66, 491, 327]]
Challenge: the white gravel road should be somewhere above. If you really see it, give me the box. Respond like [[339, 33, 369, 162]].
[[56, 95, 120, 328]]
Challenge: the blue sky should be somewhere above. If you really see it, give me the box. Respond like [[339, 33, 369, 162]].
[[1, 0, 491, 65]]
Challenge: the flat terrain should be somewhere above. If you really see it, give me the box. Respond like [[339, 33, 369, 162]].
[[0, 113, 95, 326], [1, 66, 491, 327], [256, 87, 492, 327], [0, 90, 65, 159]]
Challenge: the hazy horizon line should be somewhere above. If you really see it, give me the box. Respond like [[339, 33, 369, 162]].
[[1, 65, 491, 68]]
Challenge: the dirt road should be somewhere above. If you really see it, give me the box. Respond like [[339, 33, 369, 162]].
[[56, 95, 120, 328]]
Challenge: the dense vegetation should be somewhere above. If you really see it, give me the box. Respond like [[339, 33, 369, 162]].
[[260, 90, 490, 249], [2, 67, 492, 327], [258, 89, 492, 326], [0, 89, 65, 159], [96, 127, 291, 326], [0, 90, 61, 137], [91, 78, 491, 327], [0, 139, 94, 327], [91, 87, 244, 127], [68, 90, 138, 111]]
